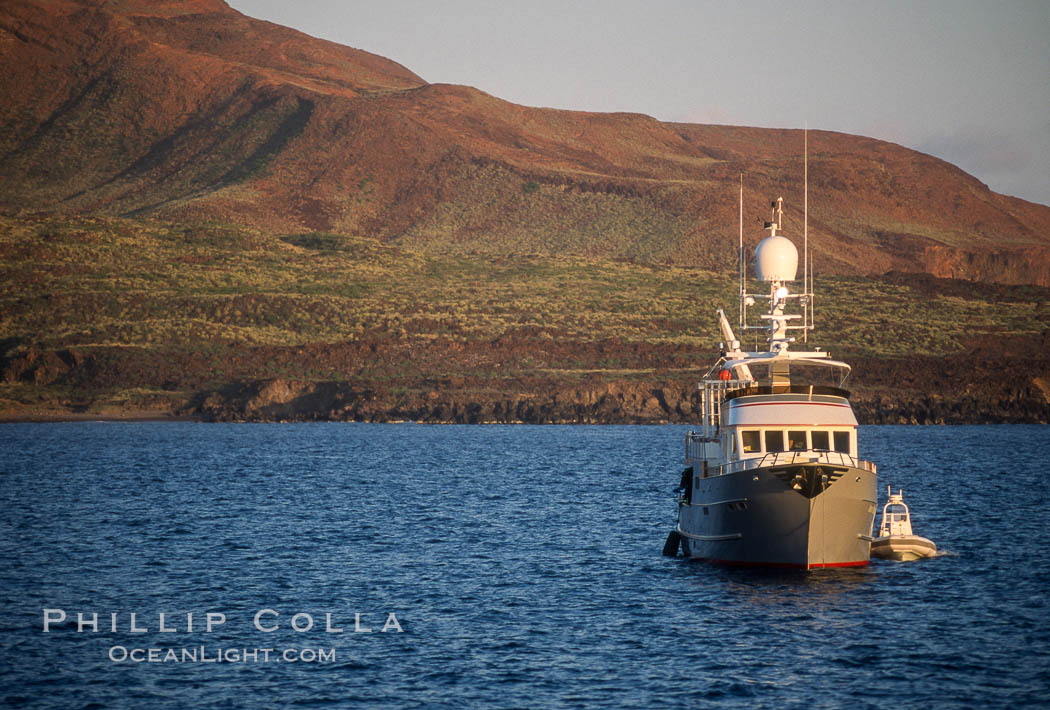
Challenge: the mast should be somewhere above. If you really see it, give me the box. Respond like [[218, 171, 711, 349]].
[[738, 174, 745, 330], [804, 124, 809, 343]]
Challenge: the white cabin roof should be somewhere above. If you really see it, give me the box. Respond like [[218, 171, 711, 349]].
[[724, 352, 852, 374], [726, 398, 858, 427]]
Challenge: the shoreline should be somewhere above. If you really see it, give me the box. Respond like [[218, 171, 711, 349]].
[[0, 411, 1044, 425]]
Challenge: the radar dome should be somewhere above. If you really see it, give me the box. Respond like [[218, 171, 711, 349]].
[[754, 235, 798, 282]]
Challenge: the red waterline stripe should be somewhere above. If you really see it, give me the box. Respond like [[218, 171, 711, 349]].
[[692, 557, 870, 569]]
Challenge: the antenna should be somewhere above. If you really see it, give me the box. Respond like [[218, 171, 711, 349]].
[[804, 123, 808, 342], [739, 174, 744, 329]]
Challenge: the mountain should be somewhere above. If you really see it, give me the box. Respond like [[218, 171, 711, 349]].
[[1, 0, 1048, 424], [3, 0, 1050, 284]]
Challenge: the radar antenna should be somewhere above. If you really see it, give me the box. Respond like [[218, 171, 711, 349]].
[[735, 132, 817, 353]]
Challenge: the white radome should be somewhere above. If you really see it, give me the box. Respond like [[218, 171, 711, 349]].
[[754, 235, 798, 282]]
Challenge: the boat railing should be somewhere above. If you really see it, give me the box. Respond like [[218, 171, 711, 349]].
[[685, 430, 714, 461], [722, 383, 851, 402], [714, 450, 876, 476], [698, 378, 748, 438]]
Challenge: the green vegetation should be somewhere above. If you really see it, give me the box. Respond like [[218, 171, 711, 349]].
[[397, 162, 700, 264], [1, 213, 1048, 419], [0, 215, 712, 351], [1, 214, 1046, 358]]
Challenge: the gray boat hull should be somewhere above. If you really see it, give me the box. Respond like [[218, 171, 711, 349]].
[[678, 463, 878, 569]]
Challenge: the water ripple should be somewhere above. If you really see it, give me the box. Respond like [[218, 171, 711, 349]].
[[0, 423, 1048, 707]]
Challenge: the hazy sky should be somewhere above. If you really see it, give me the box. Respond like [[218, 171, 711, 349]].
[[228, 0, 1050, 206]]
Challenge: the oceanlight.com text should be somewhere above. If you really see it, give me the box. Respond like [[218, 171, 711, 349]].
[[108, 646, 336, 664]]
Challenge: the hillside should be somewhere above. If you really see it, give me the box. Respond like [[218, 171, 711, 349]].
[[3, 0, 1050, 285], [1, 214, 1048, 423], [0, 0, 1048, 424]]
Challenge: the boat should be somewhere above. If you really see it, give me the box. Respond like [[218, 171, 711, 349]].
[[663, 179, 879, 569], [870, 487, 937, 561]]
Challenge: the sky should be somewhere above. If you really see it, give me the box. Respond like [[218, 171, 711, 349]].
[[227, 0, 1050, 207]]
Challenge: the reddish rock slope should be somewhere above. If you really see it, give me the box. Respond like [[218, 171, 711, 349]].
[[2, 0, 1049, 283]]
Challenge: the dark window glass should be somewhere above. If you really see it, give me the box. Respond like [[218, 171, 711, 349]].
[[788, 431, 807, 451], [741, 430, 760, 453], [833, 431, 851, 453], [765, 430, 785, 453], [811, 430, 830, 450]]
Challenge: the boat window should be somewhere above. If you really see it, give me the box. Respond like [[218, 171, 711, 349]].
[[788, 431, 807, 451], [765, 430, 785, 453], [833, 431, 850, 454], [741, 430, 760, 453], [811, 430, 830, 450]]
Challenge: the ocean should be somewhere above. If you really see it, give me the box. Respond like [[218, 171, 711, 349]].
[[1, 423, 1047, 708]]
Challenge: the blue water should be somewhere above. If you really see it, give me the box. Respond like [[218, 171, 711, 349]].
[[1, 423, 1048, 708]]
